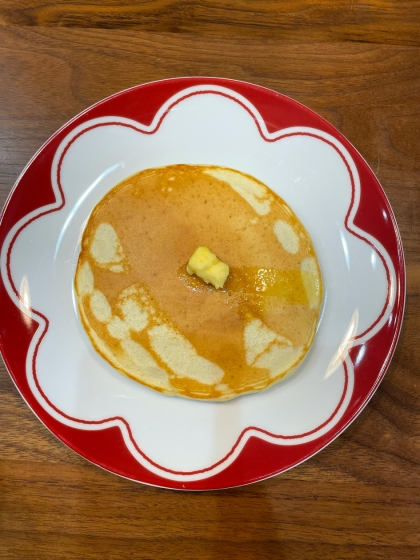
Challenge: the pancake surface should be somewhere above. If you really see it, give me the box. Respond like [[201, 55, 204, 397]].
[[75, 165, 322, 400]]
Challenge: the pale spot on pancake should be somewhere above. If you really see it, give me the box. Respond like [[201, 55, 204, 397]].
[[76, 261, 94, 295], [254, 344, 303, 379], [120, 298, 148, 331], [301, 257, 322, 309], [273, 220, 299, 254], [244, 318, 277, 365], [107, 316, 129, 339], [90, 223, 126, 269], [216, 383, 230, 393], [244, 318, 291, 366], [90, 290, 112, 323], [110, 264, 124, 273], [250, 217, 258, 225], [215, 383, 237, 397], [117, 284, 151, 330], [119, 284, 137, 298], [205, 168, 271, 215], [148, 324, 224, 385], [121, 338, 171, 390]]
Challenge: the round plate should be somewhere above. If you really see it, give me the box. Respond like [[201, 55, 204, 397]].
[[0, 78, 405, 490]]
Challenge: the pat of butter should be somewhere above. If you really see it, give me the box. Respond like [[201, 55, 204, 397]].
[[187, 247, 229, 289]]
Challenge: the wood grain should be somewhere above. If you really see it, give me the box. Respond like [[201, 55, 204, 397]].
[[0, 0, 420, 46], [1, 4, 420, 558]]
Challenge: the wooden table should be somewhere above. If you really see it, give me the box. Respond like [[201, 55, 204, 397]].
[[1, 2, 419, 558]]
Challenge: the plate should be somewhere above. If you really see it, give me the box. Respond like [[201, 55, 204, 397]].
[[0, 78, 405, 490]]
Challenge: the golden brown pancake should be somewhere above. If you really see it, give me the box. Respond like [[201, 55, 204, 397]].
[[75, 165, 322, 400]]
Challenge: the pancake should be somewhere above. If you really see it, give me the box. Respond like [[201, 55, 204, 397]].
[[75, 164, 322, 401]]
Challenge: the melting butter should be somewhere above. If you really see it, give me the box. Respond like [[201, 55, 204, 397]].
[[187, 246, 229, 289]]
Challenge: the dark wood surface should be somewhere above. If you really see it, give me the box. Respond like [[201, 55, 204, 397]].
[[1, 2, 420, 558]]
